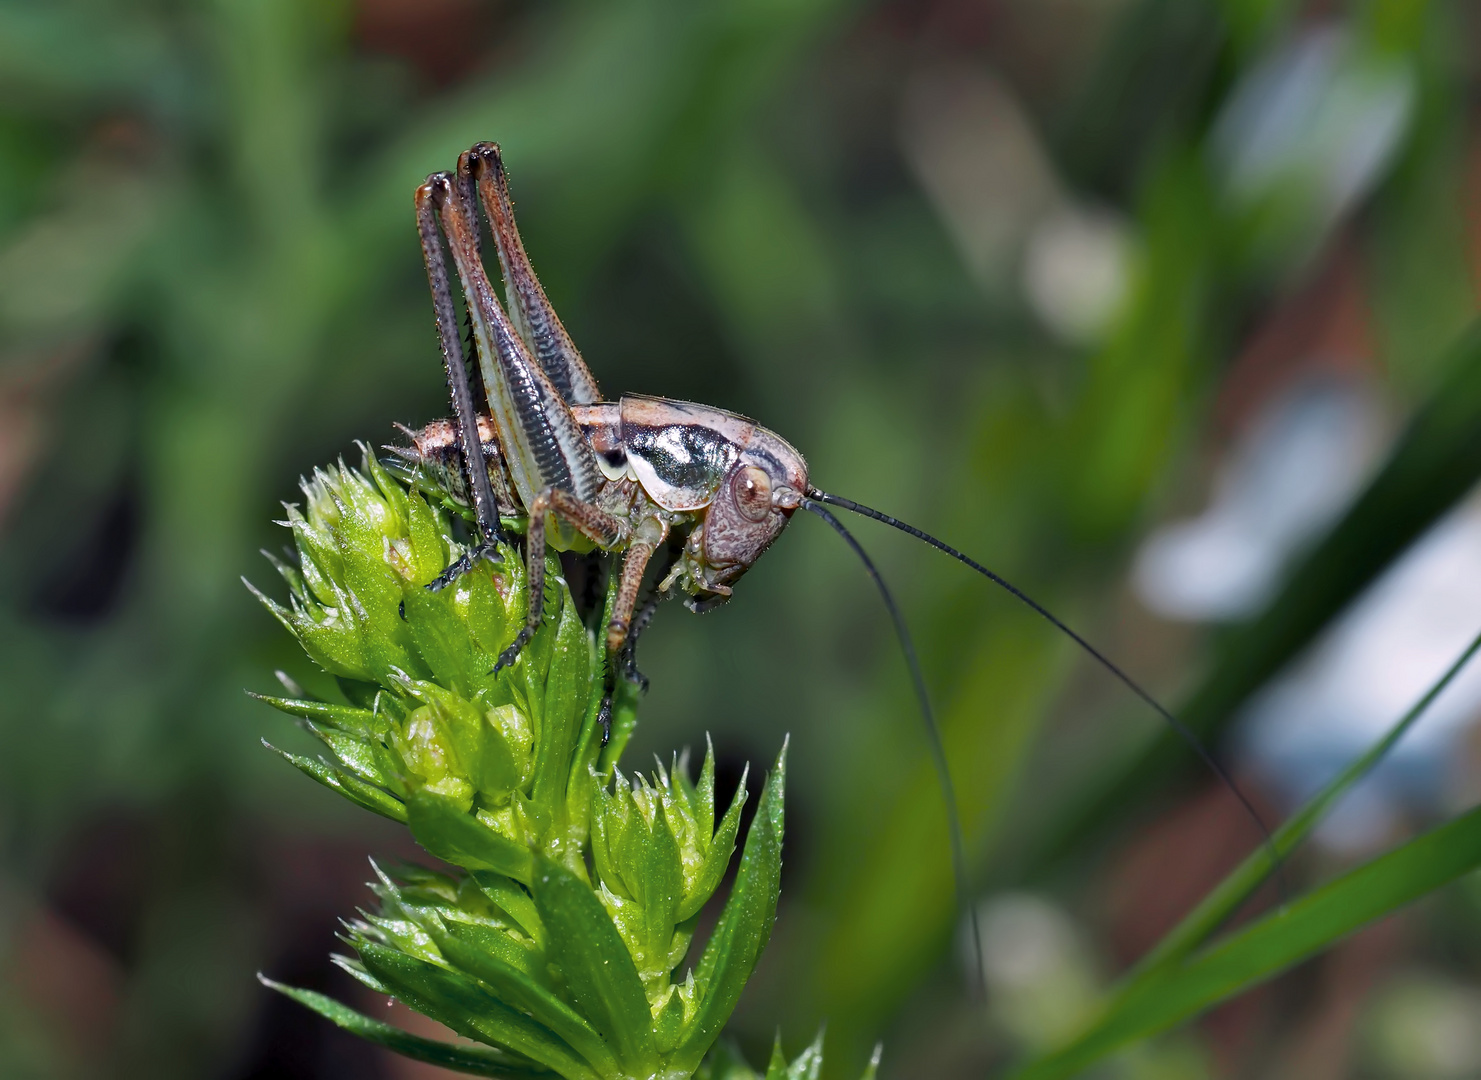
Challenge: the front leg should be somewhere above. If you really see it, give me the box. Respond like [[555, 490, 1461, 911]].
[[495, 488, 627, 673], [619, 532, 686, 691], [592, 518, 668, 743], [605, 536, 660, 657]]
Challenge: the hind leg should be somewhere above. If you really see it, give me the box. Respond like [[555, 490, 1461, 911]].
[[415, 175, 507, 576]]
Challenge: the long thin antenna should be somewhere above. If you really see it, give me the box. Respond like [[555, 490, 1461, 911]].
[[800, 498, 985, 998], [808, 487, 1287, 897]]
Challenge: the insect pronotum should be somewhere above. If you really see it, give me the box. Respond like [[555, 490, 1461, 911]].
[[398, 141, 1281, 993]]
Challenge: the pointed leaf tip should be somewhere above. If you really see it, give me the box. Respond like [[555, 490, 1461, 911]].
[[672, 741, 788, 1070], [260, 976, 542, 1077], [529, 855, 656, 1070]]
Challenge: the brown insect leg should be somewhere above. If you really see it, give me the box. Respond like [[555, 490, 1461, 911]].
[[494, 488, 626, 674], [592, 523, 668, 744], [605, 538, 659, 657], [620, 533, 685, 691], [463, 143, 602, 407], [415, 174, 505, 581]]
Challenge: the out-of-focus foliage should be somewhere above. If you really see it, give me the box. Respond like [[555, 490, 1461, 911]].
[[1, 0, 1480, 1077], [1013, 626, 1481, 1076]]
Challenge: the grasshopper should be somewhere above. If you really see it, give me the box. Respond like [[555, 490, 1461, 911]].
[[406, 143, 809, 705], [399, 142, 1282, 984]]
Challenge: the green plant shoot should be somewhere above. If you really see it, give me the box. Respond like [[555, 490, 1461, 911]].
[[248, 448, 869, 1079]]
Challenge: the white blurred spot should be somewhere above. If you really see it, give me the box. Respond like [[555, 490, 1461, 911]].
[[1237, 493, 1481, 853], [1134, 375, 1385, 622], [900, 63, 1138, 343], [965, 893, 1100, 1049], [1210, 23, 1414, 258], [1022, 207, 1134, 345], [899, 63, 1061, 295], [1367, 972, 1481, 1079], [978, 893, 1077, 987]]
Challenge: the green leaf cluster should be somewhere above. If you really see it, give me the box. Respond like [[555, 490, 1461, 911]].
[[247, 446, 611, 861], [250, 455, 795, 1078]]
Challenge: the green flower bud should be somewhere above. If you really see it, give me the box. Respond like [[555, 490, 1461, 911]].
[[249, 448, 602, 851], [590, 742, 749, 1009], [254, 451, 800, 1079]]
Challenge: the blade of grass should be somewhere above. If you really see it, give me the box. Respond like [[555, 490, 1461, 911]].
[[1132, 622, 1481, 977], [1012, 799, 1481, 1079], [1012, 623, 1481, 1077]]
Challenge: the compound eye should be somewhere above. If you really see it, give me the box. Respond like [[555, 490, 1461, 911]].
[[733, 465, 772, 522]]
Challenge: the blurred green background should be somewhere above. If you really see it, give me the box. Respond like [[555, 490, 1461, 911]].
[[2, 0, 1480, 1076]]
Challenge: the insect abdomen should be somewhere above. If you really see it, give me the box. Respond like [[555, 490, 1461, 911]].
[[389, 417, 519, 515]]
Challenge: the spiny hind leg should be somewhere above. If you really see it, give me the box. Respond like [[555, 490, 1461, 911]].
[[414, 172, 506, 590], [463, 142, 602, 407], [495, 487, 626, 673]]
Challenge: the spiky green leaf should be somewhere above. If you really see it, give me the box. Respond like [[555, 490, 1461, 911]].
[[433, 922, 621, 1078], [678, 770, 747, 922], [673, 742, 786, 1072], [263, 741, 406, 822], [258, 976, 551, 1078], [407, 789, 534, 883], [356, 942, 600, 1080], [530, 854, 657, 1072]]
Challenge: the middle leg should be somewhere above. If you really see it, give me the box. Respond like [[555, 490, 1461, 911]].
[[592, 517, 669, 744], [495, 487, 626, 673]]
